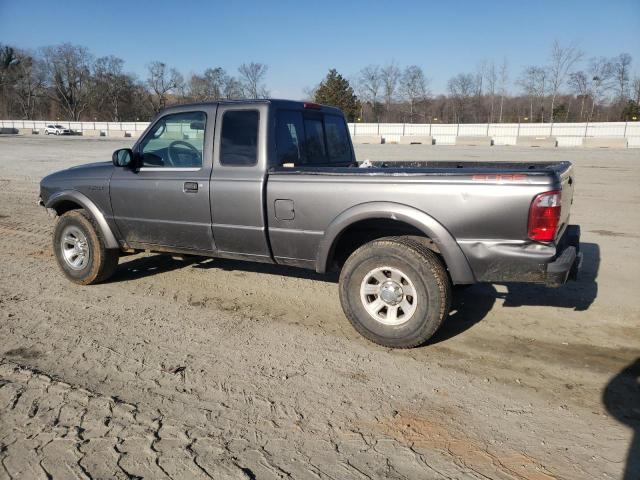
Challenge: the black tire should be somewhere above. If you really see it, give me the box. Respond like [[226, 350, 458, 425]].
[[339, 236, 451, 348], [53, 209, 119, 285]]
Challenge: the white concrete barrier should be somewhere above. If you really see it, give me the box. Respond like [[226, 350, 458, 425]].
[[583, 137, 628, 149], [352, 135, 383, 144], [455, 136, 492, 146], [82, 130, 105, 137], [398, 135, 433, 145], [516, 136, 557, 147], [107, 130, 126, 138], [18, 128, 35, 135]]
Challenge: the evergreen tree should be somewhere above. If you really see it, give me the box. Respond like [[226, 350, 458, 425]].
[[314, 69, 360, 121], [621, 99, 639, 120]]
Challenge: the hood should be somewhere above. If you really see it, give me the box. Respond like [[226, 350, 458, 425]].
[[40, 161, 114, 204], [65, 161, 113, 173]]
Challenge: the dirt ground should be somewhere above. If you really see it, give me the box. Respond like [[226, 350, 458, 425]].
[[0, 135, 639, 480]]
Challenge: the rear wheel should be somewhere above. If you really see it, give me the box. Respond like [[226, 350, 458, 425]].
[[339, 236, 451, 348], [53, 210, 119, 285]]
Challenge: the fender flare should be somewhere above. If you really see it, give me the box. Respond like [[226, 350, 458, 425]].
[[45, 190, 120, 249], [315, 202, 475, 284]]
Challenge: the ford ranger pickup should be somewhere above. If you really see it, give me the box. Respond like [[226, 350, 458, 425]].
[[39, 100, 582, 348]]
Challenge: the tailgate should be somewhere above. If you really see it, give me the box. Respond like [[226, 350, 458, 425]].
[[557, 164, 575, 239]]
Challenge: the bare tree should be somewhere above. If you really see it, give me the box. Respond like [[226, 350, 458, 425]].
[[548, 40, 583, 121], [92, 55, 133, 121], [222, 75, 245, 100], [518, 66, 538, 121], [5, 50, 46, 119], [400, 65, 429, 122], [534, 67, 547, 122], [146, 61, 183, 113], [188, 67, 226, 101], [474, 60, 486, 97], [588, 57, 614, 120], [358, 65, 382, 121], [380, 62, 400, 121], [41, 43, 93, 121], [568, 71, 589, 121], [486, 61, 497, 122], [473, 60, 488, 122], [518, 66, 547, 121], [498, 57, 509, 122], [612, 53, 632, 102], [448, 73, 476, 123], [0, 45, 19, 116], [222, 74, 244, 99], [238, 62, 268, 98], [302, 84, 318, 102]]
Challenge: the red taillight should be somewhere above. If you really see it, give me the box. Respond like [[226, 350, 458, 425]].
[[528, 190, 561, 242], [303, 102, 321, 110]]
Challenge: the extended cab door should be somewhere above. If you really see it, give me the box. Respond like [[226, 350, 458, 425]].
[[110, 106, 217, 251], [209, 103, 272, 262]]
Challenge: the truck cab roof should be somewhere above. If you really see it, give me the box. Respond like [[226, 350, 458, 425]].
[[159, 99, 345, 116]]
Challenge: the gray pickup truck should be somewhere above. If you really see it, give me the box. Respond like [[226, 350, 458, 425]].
[[39, 100, 582, 348]]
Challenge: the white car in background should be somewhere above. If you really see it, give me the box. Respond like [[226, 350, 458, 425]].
[[44, 124, 72, 135]]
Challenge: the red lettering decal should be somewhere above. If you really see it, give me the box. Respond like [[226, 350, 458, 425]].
[[472, 174, 526, 182]]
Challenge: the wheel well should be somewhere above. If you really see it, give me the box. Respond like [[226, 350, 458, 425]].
[[327, 218, 439, 271], [51, 200, 83, 216]]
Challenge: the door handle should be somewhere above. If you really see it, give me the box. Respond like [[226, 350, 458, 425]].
[[183, 181, 198, 193]]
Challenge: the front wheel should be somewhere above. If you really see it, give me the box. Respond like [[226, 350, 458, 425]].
[[339, 237, 451, 348], [53, 210, 119, 285]]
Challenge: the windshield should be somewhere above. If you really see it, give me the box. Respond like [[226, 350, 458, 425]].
[[275, 110, 352, 166], [54, 124, 64, 128]]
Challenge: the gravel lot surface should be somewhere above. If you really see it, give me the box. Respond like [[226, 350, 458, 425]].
[[0, 135, 639, 479]]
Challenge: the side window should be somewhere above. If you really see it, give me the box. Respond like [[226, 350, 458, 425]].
[[303, 117, 327, 164], [275, 110, 304, 165], [325, 115, 352, 163], [139, 111, 206, 168], [220, 110, 259, 166]]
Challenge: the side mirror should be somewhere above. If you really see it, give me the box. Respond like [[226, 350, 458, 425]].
[[112, 148, 133, 167]]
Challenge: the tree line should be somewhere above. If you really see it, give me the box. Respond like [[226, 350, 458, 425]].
[[0, 43, 269, 122], [342, 41, 638, 123], [0, 41, 638, 123]]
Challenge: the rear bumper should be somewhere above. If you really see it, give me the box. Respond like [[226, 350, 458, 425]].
[[458, 224, 582, 286], [545, 225, 582, 287]]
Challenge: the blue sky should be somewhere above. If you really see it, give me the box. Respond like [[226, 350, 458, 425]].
[[1, 0, 638, 98]]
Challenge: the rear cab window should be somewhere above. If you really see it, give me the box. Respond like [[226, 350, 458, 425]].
[[275, 109, 353, 167]]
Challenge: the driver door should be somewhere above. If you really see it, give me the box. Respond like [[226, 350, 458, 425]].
[[110, 108, 216, 251]]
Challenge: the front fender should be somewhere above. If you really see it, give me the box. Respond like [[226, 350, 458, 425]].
[[45, 190, 120, 249], [316, 202, 475, 284]]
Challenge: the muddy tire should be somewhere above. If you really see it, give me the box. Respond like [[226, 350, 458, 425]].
[[339, 236, 451, 348], [53, 209, 119, 285]]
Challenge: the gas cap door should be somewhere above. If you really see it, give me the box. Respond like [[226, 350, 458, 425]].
[[274, 199, 295, 220]]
